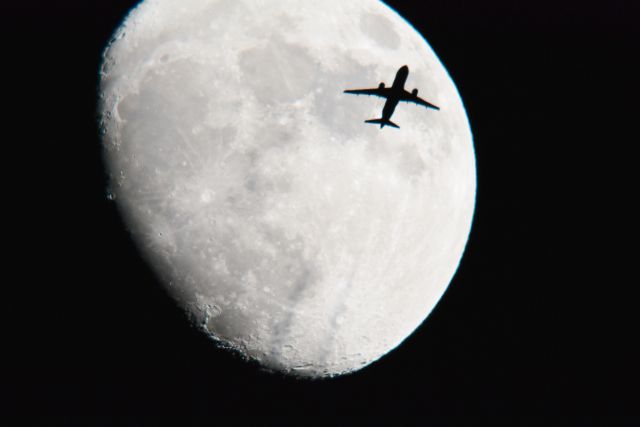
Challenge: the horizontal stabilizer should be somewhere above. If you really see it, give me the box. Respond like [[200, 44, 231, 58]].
[[365, 118, 400, 129]]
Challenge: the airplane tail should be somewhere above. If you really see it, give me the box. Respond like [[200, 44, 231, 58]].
[[365, 118, 400, 129]]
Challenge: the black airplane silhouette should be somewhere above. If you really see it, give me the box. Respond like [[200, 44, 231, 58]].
[[344, 65, 439, 129]]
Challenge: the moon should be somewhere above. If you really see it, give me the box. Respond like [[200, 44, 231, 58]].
[[99, 0, 476, 377]]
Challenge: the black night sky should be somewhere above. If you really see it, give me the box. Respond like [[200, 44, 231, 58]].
[[3, 0, 637, 424]]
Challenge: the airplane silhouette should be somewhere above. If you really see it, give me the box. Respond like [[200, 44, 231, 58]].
[[343, 65, 439, 129]]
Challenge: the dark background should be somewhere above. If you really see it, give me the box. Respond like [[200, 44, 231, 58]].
[[3, 0, 637, 424]]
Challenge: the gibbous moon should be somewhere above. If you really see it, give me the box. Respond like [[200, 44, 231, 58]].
[[99, 0, 476, 377]]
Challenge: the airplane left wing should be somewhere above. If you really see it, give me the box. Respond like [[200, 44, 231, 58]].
[[343, 88, 390, 98], [400, 91, 440, 110]]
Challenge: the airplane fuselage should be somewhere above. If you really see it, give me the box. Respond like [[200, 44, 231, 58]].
[[392, 64, 409, 89], [381, 65, 409, 122]]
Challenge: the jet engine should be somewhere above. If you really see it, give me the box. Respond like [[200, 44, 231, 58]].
[[412, 88, 419, 96], [378, 82, 386, 89]]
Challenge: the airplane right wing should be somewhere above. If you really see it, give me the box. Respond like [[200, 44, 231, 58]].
[[343, 88, 390, 98], [400, 91, 440, 110]]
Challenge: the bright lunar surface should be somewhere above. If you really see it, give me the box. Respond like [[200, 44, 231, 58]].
[[99, 0, 476, 377]]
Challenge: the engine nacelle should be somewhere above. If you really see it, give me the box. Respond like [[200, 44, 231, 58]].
[[412, 88, 419, 96], [378, 82, 386, 89]]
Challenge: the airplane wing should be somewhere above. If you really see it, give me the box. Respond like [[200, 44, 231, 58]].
[[343, 88, 390, 98], [400, 90, 440, 110]]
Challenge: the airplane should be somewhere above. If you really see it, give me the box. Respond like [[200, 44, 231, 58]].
[[343, 65, 439, 129]]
